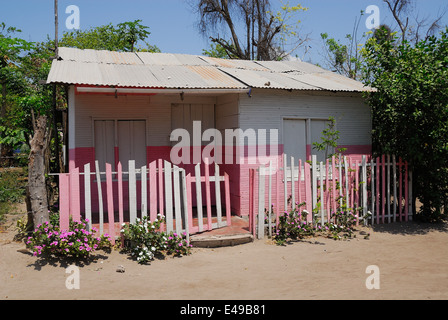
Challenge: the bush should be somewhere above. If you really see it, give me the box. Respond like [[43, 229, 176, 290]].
[[272, 201, 361, 245], [121, 215, 191, 264], [26, 217, 112, 258]]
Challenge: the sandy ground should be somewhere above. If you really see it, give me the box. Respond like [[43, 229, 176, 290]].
[[1, 211, 448, 301]]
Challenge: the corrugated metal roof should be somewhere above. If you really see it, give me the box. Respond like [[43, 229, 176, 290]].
[[48, 47, 374, 92]]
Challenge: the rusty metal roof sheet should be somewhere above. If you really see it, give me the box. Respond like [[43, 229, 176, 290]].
[[48, 47, 374, 92]]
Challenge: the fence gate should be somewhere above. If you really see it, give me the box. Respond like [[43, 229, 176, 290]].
[[57, 159, 232, 244]]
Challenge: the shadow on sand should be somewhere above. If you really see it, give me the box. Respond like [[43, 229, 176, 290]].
[[371, 218, 448, 236]]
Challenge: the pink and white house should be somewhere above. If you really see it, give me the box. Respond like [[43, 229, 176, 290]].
[[47, 47, 374, 218]]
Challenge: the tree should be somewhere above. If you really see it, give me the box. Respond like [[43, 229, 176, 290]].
[[320, 11, 366, 80], [0, 23, 34, 161], [383, 0, 447, 44], [362, 27, 448, 221], [203, 42, 238, 58], [60, 20, 160, 52], [192, 0, 309, 61]]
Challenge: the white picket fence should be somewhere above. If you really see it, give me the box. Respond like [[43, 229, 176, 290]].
[[58, 159, 231, 244], [250, 154, 413, 239]]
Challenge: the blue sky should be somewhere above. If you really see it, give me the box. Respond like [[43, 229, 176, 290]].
[[1, 0, 447, 65]]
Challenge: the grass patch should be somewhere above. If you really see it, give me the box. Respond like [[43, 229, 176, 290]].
[[0, 167, 27, 223]]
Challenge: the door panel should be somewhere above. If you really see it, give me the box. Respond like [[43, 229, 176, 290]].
[[94, 120, 115, 172], [283, 119, 307, 162], [118, 120, 146, 171]]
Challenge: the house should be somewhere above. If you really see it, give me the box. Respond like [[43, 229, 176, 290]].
[[46, 47, 374, 218]]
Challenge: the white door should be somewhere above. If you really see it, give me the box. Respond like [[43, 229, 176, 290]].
[[94, 120, 115, 172], [171, 103, 215, 146], [283, 119, 307, 162], [118, 120, 146, 171]]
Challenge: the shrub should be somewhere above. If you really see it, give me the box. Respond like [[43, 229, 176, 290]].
[[272, 201, 361, 245], [26, 217, 112, 258], [121, 215, 191, 264], [273, 207, 317, 245]]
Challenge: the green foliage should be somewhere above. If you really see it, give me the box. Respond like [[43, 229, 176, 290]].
[[320, 11, 366, 79], [121, 215, 191, 264], [272, 199, 361, 245], [203, 42, 237, 59], [362, 27, 448, 220], [60, 20, 160, 53], [25, 217, 113, 258], [0, 169, 26, 203], [0, 168, 26, 221], [312, 116, 347, 159], [272, 203, 315, 245]]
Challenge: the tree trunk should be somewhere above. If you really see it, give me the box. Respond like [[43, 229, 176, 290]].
[[27, 114, 50, 228]]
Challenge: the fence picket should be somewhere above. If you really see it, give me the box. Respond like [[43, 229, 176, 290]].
[[258, 165, 265, 240], [387, 154, 391, 221], [319, 161, 324, 225], [106, 163, 115, 244], [117, 162, 124, 232], [298, 159, 302, 205], [95, 161, 104, 234], [195, 163, 204, 232], [141, 165, 147, 218], [181, 169, 190, 244], [393, 155, 397, 222], [204, 159, 212, 231], [70, 167, 81, 223], [224, 172, 231, 226], [291, 156, 295, 207], [59, 174, 70, 231], [129, 160, 137, 224], [326, 159, 330, 223], [312, 155, 317, 211], [164, 161, 173, 233], [173, 165, 182, 234], [158, 159, 164, 218], [268, 161, 272, 237], [149, 161, 157, 221], [215, 162, 223, 227], [405, 162, 409, 222], [332, 156, 337, 216], [84, 163, 92, 230], [283, 154, 287, 211], [362, 155, 367, 225], [304, 161, 312, 221]]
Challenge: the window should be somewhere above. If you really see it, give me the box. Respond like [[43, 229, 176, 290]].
[[94, 120, 147, 172], [282, 118, 329, 163]]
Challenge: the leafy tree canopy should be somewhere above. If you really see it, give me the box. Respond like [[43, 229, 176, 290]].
[[362, 27, 448, 220]]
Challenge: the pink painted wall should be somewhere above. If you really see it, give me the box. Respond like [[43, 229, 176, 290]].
[[68, 142, 371, 218]]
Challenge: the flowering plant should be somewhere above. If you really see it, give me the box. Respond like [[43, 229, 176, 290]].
[[272, 198, 361, 245], [121, 215, 191, 264], [273, 206, 317, 245], [26, 217, 112, 258]]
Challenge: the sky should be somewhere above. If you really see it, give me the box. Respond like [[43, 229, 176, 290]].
[[1, 0, 447, 66]]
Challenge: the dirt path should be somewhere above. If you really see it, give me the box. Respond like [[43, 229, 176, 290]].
[[1, 212, 448, 300]]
